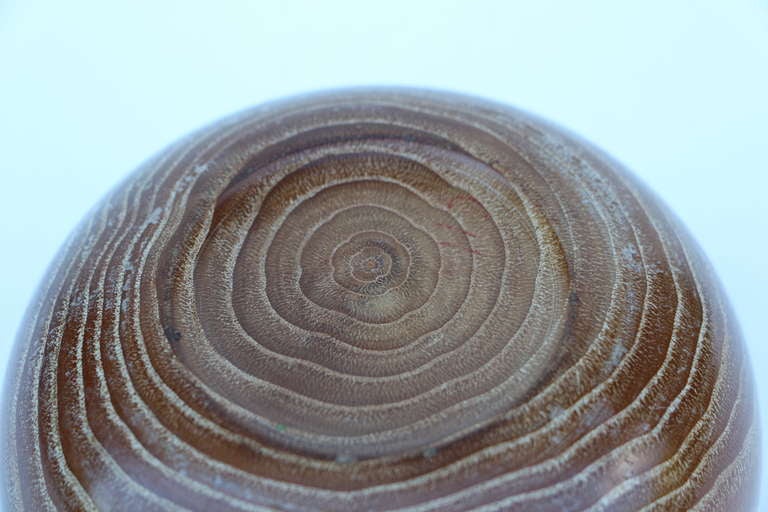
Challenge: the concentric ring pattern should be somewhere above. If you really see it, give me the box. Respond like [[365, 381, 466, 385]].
[[1, 89, 758, 511]]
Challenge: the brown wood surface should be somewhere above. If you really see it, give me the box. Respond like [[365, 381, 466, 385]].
[[1, 89, 758, 511]]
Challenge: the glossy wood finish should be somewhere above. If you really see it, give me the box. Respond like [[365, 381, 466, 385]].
[[1, 89, 758, 511]]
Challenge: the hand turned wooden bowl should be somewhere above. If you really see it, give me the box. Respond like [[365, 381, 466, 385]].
[[1, 88, 759, 511]]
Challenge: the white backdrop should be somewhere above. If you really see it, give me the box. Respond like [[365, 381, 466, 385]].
[[1, 0, 767, 508]]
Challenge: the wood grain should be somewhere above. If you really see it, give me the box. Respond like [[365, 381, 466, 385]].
[[1, 89, 758, 511]]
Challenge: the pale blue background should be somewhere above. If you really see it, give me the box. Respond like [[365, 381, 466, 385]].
[[1, 1, 767, 509]]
